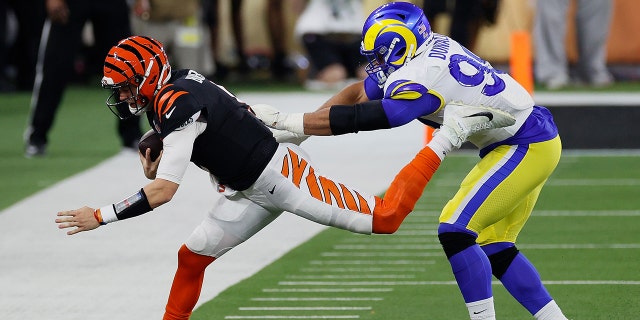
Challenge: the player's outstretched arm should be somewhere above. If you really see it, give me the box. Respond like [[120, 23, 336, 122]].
[[56, 179, 178, 235], [251, 81, 369, 136]]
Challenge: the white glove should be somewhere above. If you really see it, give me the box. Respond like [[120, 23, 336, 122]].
[[438, 102, 516, 148], [249, 104, 305, 135], [269, 128, 309, 145]]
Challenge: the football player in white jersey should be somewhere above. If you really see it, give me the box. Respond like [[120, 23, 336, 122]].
[[54, 36, 513, 319], [252, 2, 568, 320]]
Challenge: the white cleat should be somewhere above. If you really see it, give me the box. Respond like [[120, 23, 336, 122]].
[[440, 102, 516, 148]]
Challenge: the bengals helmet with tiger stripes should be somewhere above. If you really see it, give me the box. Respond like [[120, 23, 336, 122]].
[[102, 36, 171, 119]]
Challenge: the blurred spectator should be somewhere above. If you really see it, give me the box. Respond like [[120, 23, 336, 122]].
[[131, 0, 212, 74], [423, 0, 500, 51], [202, 0, 248, 80], [293, 0, 367, 91], [202, 0, 293, 81], [266, 0, 294, 80], [533, 0, 614, 89], [24, 0, 141, 158], [0, 0, 46, 92]]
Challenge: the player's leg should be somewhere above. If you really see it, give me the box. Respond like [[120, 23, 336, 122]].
[[164, 194, 280, 320], [438, 137, 562, 319], [478, 137, 567, 319], [245, 139, 445, 235]]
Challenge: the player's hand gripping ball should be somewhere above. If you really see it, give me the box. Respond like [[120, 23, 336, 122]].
[[138, 129, 163, 161]]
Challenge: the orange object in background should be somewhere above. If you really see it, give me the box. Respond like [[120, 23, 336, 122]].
[[510, 31, 534, 94]]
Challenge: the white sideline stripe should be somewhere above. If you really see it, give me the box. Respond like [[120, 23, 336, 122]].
[[309, 260, 435, 265], [278, 280, 640, 286], [225, 316, 360, 319], [251, 297, 384, 301], [239, 307, 372, 311], [533, 92, 640, 106], [262, 288, 393, 293]]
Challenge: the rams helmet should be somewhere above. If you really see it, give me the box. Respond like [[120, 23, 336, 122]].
[[361, 2, 432, 86], [102, 36, 171, 119]]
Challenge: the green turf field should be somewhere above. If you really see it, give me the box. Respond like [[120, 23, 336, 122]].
[[192, 153, 640, 320], [1, 84, 639, 319]]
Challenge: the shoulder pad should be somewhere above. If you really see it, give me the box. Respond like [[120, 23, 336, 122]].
[[151, 83, 200, 136], [384, 80, 429, 100]]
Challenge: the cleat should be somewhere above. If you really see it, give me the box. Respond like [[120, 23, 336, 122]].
[[439, 102, 516, 148], [25, 143, 47, 158]]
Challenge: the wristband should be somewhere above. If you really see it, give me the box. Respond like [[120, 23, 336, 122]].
[[93, 208, 107, 225], [113, 188, 153, 220], [98, 204, 118, 224]]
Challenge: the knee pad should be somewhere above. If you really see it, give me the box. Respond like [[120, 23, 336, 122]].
[[438, 232, 477, 259], [186, 221, 243, 258], [487, 246, 520, 279]]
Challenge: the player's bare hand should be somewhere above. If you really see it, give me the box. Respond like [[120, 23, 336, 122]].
[[56, 206, 100, 235], [139, 148, 162, 179]]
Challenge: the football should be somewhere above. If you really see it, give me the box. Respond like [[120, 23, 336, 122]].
[[138, 129, 163, 161]]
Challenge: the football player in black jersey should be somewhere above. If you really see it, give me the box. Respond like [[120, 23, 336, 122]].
[[55, 36, 505, 319]]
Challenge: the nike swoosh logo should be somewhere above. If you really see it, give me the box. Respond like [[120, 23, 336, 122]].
[[465, 111, 493, 121], [166, 107, 176, 119], [269, 185, 276, 194], [473, 309, 487, 314]]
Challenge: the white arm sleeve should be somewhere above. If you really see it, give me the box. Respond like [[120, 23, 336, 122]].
[[155, 117, 207, 184]]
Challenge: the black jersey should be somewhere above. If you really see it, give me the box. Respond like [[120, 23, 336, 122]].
[[147, 69, 278, 190]]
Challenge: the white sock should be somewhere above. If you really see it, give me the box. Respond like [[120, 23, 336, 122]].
[[427, 131, 454, 161], [466, 297, 496, 320], [534, 300, 568, 320]]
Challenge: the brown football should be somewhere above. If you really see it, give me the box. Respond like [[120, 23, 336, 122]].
[[138, 129, 162, 161]]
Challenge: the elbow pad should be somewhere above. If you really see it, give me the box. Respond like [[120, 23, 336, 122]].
[[328, 100, 390, 135]]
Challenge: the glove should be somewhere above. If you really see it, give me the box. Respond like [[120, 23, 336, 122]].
[[269, 128, 309, 145], [249, 104, 305, 135]]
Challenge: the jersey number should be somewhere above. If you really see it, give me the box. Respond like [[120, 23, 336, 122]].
[[448, 48, 505, 96]]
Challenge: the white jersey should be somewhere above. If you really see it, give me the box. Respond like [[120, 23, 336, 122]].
[[384, 33, 536, 149]]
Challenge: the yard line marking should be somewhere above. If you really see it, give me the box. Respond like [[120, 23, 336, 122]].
[[238, 307, 372, 311], [225, 316, 360, 319], [299, 267, 427, 273], [533, 210, 640, 216], [321, 252, 441, 257], [262, 288, 393, 293], [434, 178, 640, 187], [542, 281, 640, 285], [309, 260, 435, 265], [341, 237, 438, 243], [518, 243, 640, 249], [333, 244, 442, 250], [286, 274, 416, 279], [251, 297, 384, 301], [395, 230, 442, 236], [277, 280, 640, 286], [546, 179, 640, 186]]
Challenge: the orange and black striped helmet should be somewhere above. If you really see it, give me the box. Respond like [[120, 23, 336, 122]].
[[102, 36, 171, 119]]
